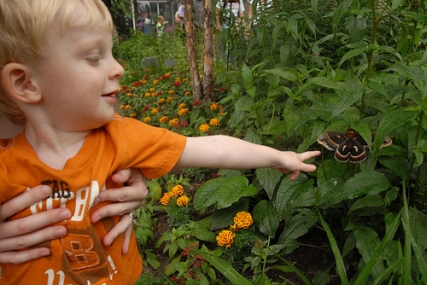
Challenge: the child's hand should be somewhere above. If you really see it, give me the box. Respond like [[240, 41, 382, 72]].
[[276, 150, 321, 180]]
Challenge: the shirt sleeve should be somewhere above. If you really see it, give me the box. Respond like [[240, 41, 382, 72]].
[[105, 115, 187, 179]]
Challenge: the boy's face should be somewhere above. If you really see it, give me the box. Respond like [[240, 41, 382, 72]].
[[29, 9, 124, 132]]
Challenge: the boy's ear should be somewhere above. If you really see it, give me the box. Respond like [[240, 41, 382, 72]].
[[1, 63, 41, 104]]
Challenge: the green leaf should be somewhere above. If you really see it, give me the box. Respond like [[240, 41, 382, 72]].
[[192, 227, 217, 243], [242, 64, 253, 87], [278, 209, 318, 241], [144, 250, 160, 269], [193, 248, 252, 285], [256, 168, 282, 199], [253, 200, 280, 237], [318, 211, 348, 285], [373, 108, 416, 155], [210, 198, 249, 231], [332, 80, 365, 117], [317, 171, 390, 209], [338, 47, 365, 68], [164, 255, 181, 276], [193, 176, 257, 212], [264, 68, 298, 82], [348, 194, 384, 214]]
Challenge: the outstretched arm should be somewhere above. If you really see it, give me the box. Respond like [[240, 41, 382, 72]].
[[177, 135, 320, 180]]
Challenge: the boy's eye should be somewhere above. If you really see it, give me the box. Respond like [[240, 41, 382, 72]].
[[87, 55, 101, 62]]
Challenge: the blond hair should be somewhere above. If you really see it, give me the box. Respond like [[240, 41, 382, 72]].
[[0, 0, 115, 125]]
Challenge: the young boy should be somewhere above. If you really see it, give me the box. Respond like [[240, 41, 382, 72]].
[[0, 0, 320, 284]]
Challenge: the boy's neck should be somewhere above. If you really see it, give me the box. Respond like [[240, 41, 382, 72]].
[[24, 122, 89, 170]]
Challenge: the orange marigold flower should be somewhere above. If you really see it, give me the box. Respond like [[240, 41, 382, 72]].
[[145, 92, 151, 97], [169, 118, 179, 127], [151, 108, 159, 114], [151, 92, 157, 97], [153, 80, 159, 85], [175, 77, 181, 82], [178, 108, 189, 116], [171, 185, 184, 196], [134, 93, 139, 97], [131, 86, 136, 90], [177, 195, 190, 207], [234, 212, 254, 229], [210, 103, 219, 111], [120, 104, 125, 109], [144, 117, 151, 123], [199, 124, 210, 133], [209, 118, 220, 127], [216, 230, 235, 248], [159, 116, 168, 123], [178, 103, 186, 109], [130, 112, 136, 118], [182, 78, 188, 82], [125, 105, 131, 110], [167, 97, 174, 103], [149, 88, 155, 93], [158, 98, 166, 104], [127, 92, 132, 97], [168, 90, 175, 95], [160, 192, 172, 205], [184, 91, 191, 96], [142, 80, 148, 84]]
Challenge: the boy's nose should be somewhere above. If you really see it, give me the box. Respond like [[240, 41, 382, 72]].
[[110, 59, 124, 79]]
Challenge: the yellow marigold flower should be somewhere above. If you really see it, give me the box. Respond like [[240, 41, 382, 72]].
[[171, 185, 184, 196], [120, 104, 125, 109], [151, 108, 159, 115], [153, 80, 159, 85], [178, 103, 186, 109], [210, 103, 219, 111], [151, 92, 157, 97], [131, 86, 136, 90], [144, 117, 151, 123], [182, 78, 188, 82], [168, 90, 175, 95], [159, 116, 168, 123], [127, 92, 132, 97], [199, 124, 210, 133], [167, 97, 174, 103], [125, 105, 131, 110], [149, 88, 155, 93], [160, 192, 172, 205], [142, 80, 148, 84], [145, 92, 151, 97], [177, 195, 190, 207], [216, 230, 235, 248], [169, 118, 179, 127], [130, 112, 136, 118], [184, 91, 191, 96], [209, 118, 220, 127], [175, 77, 181, 82], [178, 108, 189, 116], [158, 98, 166, 104], [234, 211, 254, 229]]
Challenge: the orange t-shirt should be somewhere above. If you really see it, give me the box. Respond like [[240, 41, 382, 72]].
[[0, 115, 186, 285]]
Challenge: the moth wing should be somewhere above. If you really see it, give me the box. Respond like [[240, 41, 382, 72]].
[[317, 132, 346, 151]]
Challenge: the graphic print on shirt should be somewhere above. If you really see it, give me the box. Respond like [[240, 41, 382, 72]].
[[28, 179, 117, 284]]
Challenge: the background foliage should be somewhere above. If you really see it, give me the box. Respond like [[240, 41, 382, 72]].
[[114, 0, 427, 283]]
